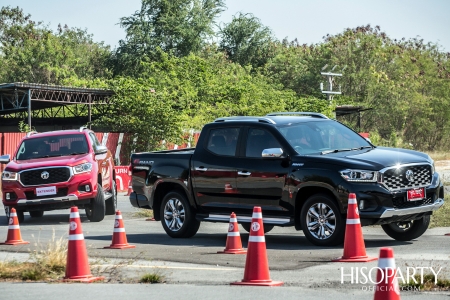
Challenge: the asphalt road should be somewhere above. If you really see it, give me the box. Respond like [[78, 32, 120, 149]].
[[0, 194, 449, 299]]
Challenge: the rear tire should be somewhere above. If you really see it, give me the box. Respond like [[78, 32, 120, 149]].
[[29, 211, 44, 218], [160, 191, 200, 238], [105, 181, 118, 215], [85, 184, 106, 222], [381, 215, 430, 241], [241, 223, 274, 234]]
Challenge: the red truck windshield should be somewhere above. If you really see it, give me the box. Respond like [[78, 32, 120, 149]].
[[16, 134, 89, 160]]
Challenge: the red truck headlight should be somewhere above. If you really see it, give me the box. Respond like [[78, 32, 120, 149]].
[[73, 162, 93, 174], [2, 171, 18, 181]]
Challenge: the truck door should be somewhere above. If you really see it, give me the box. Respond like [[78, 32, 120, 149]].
[[235, 127, 289, 214], [191, 127, 241, 214]]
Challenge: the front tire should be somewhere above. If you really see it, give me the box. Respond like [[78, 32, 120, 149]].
[[105, 181, 118, 215], [381, 215, 430, 241], [4, 207, 24, 223], [85, 184, 106, 222], [29, 211, 44, 218], [241, 223, 274, 234], [300, 194, 345, 246], [160, 191, 200, 238]]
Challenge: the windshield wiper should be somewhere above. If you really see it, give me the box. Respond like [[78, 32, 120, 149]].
[[321, 148, 352, 155], [351, 146, 373, 151], [35, 154, 64, 158], [69, 152, 87, 155]]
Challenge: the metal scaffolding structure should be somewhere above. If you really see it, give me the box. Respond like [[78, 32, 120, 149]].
[[0, 82, 114, 130]]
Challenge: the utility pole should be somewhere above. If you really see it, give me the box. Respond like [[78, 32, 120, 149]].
[[320, 65, 344, 118]]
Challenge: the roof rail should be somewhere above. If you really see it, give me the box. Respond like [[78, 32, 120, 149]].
[[26, 131, 38, 137], [266, 112, 328, 119], [214, 116, 276, 124], [79, 126, 89, 132]]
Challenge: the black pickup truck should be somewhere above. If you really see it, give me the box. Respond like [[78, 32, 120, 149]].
[[129, 112, 444, 246]]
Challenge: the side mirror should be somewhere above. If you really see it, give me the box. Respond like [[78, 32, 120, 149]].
[[0, 154, 11, 164], [262, 148, 284, 158], [95, 145, 108, 155]]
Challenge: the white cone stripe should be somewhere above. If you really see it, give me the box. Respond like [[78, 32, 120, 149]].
[[115, 215, 123, 219], [346, 219, 360, 224], [70, 212, 80, 218], [378, 258, 396, 269], [113, 228, 126, 232], [8, 225, 20, 229], [252, 212, 262, 219], [10, 212, 17, 217], [249, 236, 265, 242], [229, 218, 237, 222], [348, 198, 357, 204], [227, 232, 240, 236], [68, 234, 84, 240]]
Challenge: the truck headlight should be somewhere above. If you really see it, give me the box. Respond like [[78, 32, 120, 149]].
[[2, 171, 18, 181], [73, 162, 93, 174], [340, 169, 378, 182]]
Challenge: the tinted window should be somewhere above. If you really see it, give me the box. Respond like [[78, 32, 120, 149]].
[[245, 128, 281, 158], [206, 128, 239, 156], [16, 134, 88, 160], [277, 121, 371, 155]]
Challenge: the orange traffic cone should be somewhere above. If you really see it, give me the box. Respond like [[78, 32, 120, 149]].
[[104, 210, 136, 249], [332, 193, 377, 262], [1, 208, 29, 245], [126, 179, 132, 196], [231, 206, 283, 286], [374, 247, 401, 300], [217, 212, 246, 254], [64, 207, 104, 282]]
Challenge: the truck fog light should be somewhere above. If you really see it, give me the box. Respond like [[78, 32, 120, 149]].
[[85, 185, 90, 192], [6, 193, 10, 200], [359, 200, 365, 210]]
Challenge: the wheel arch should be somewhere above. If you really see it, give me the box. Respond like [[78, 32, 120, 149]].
[[294, 184, 344, 230], [152, 181, 194, 221]]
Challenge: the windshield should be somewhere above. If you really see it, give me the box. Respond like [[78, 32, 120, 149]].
[[277, 121, 372, 155], [16, 134, 89, 160]]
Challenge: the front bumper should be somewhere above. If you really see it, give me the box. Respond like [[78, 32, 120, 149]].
[[379, 198, 444, 218]]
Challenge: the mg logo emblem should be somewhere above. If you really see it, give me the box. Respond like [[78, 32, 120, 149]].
[[41, 171, 49, 180], [405, 170, 414, 182]]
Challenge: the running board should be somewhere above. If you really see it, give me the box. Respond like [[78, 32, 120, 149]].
[[197, 214, 293, 225]]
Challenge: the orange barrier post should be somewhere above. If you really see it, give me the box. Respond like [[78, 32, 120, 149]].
[[332, 193, 377, 262], [373, 247, 401, 300], [64, 207, 104, 282], [217, 212, 246, 254], [231, 206, 283, 286], [104, 210, 136, 249], [0, 208, 29, 245]]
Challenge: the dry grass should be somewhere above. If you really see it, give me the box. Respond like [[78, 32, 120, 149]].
[[402, 273, 450, 291], [428, 151, 450, 162], [430, 195, 450, 228], [132, 208, 154, 219], [0, 229, 67, 281], [139, 272, 165, 283]]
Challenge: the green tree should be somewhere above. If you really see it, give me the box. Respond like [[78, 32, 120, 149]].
[[112, 0, 225, 76], [219, 12, 276, 69], [0, 6, 111, 84]]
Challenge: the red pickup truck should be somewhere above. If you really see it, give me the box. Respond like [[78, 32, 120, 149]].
[[0, 127, 117, 223]]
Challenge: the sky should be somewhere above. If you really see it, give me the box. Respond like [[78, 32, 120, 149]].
[[8, 0, 450, 52]]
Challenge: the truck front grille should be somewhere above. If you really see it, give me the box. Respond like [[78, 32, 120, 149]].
[[20, 167, 72, 186], [381, 164, 431, 191]]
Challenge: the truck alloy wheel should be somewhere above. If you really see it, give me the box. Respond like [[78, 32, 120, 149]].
[[300, 194, 345, 246], [160, 191, 200, 238]]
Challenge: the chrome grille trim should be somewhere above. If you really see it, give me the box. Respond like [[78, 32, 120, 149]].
[[379, 163, 433, 192]]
